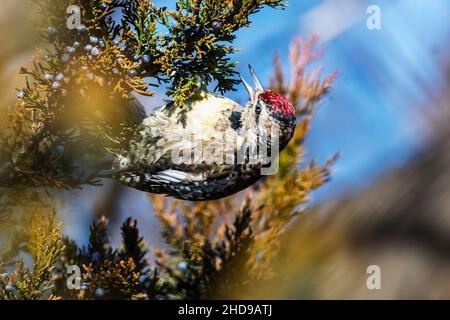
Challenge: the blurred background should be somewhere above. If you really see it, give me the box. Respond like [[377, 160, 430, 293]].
[[1, 0, 449, 298]]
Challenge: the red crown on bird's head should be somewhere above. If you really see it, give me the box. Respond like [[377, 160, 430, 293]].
[[260, 90, 295, 118], [241, 65, 296, 124]]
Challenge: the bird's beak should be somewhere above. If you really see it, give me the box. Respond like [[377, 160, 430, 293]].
[[240, 75, 255, 104], [248, 65, 264, 92], [240, 65, 265, 106]]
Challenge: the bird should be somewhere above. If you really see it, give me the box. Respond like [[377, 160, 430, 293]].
[[112, 65, 296, 201]]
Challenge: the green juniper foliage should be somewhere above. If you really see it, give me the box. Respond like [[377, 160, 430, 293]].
[[50, 207, 254, 300], [0, 212, 63, 300], [53, 217, 161, 300], [0, 1, 337, 300], [152, 198, 256, 299]]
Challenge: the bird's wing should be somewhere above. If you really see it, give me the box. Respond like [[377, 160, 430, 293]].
[[114, 92, 244, 183]]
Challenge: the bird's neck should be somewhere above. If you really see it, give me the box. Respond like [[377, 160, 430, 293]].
[[242, 107, 295, 153]]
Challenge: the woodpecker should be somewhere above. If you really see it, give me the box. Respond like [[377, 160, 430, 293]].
[[112, 66, 296, 200]]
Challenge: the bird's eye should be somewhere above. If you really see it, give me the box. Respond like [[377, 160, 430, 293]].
[[255, 105, 262, 113]]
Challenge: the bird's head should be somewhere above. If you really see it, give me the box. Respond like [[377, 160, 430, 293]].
[[241, 65, 296, 128]]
